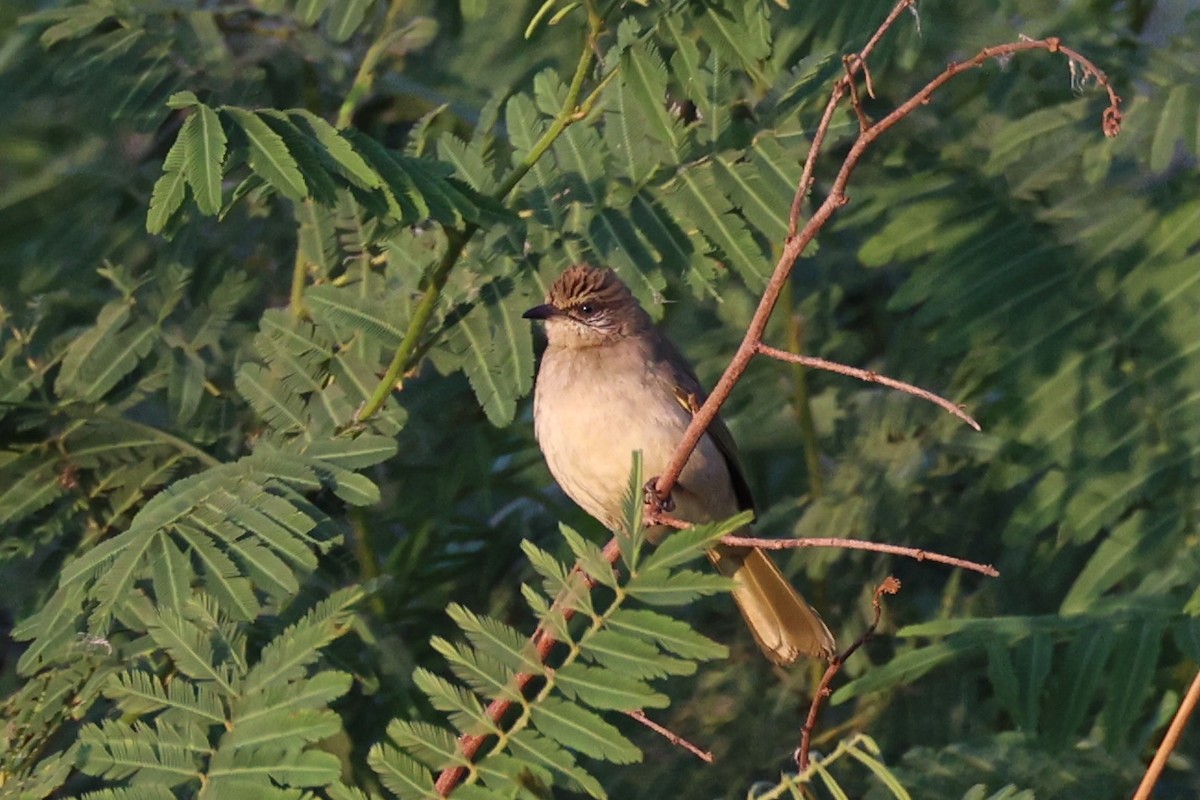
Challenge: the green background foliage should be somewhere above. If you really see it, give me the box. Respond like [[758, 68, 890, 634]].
[[1, 0, 1197, 797]]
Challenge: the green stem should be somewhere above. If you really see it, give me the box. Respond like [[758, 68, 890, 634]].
[[357, 15, 613, 423], [752, 734, 872, 800], [781, 279, 824, 497], [357, 227, 469, 420], [289, 204, 312, 318], [336, 0, 408, 129]]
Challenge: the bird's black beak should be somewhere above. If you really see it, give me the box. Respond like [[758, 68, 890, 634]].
[[522, 304, 560, 320]]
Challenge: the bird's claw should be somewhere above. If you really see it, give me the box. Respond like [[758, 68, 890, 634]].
[[643, 477, 675, 515]]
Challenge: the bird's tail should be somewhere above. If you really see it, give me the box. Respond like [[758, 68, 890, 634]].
[[708, 543, 836, 665]]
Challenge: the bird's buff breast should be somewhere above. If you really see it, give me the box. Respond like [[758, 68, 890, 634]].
[[534, 341, 725, 531]]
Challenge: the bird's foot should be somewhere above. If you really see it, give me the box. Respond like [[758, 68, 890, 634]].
[[643, 477, 675, 515]]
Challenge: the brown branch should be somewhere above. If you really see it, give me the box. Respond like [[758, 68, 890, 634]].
[[722, 535, 999, 578], [626, 709, 714, 763], [441, 7, 1118, 795], [797, 577, 901, 770], [756, 343, 982, 432], [647, 504, 999, 576], [842, 54, 872, 133], [434, 540, 622, 795], [653, 11, 1122, 510], [788, 0, 916, 239], [1132, 665, 1200, 800]]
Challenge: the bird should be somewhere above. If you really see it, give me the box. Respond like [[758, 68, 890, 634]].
[[523, 265, 835, 664]]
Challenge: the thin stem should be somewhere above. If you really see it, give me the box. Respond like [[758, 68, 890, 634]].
[[358, 227, 468, 420], [336, 0, 408, 129], [358, 18, 614, 423], [780, 280, 824, 497], [798, 577, 900, 769], [722, 534, 997, 576], [625, 709, 713, 762], [289, 203, 312, 318], [751, 734, 872, 800], [757, 343, 982, 431]]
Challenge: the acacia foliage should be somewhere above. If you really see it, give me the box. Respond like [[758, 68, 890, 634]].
[[0, 1, 1197, 798]]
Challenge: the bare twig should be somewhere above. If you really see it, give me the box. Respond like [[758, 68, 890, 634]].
[[788, 0, 917, 239], [1132, 665, 1200, 800], [626, 709, 714, 763], [647, 509, 999, 577], [797, 577, 901, 769], [756, 343, 982, 431], [653, 9, 1122, 508], [722, 535, 998, 577], [842, 54, 872, 132]]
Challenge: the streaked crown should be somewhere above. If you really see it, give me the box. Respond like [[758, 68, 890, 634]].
[[524, 265, 651, 348]]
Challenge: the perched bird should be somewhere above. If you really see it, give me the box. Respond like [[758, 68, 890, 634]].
[[524, 265, 835, 664]]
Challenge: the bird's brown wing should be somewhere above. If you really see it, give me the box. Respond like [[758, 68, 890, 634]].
[[653, 334, 757, 518]]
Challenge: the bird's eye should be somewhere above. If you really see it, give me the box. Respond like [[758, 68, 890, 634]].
[[578, 303, 595, 315]]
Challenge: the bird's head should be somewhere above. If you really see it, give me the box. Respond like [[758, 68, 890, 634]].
[[523, 265, 651, 349]]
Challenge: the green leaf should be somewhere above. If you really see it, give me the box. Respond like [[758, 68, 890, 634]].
[[150, 534, 194, 611], [639, 513, 751, 572], [306, 284, 406, 349], [182, 104, 228, 215], [845, 739, 912, 800], [624, 568, 732, 606], [554, 662, 666, 710], [107, 671, 225, 725], [180, 524, 261, 621], [691, 0, 771, 72], [617, 39, 682, 161], [302, 435, 398, 469], [412, 668, 495, 736], [167, 90, 200, 109], [583, 629, 696, 678], [241, 587, 361, 694], [78, 719, 204, 785], [385, 718, 468, 771], [605, 608, 727, 660], [1149, 83, 1196, 173], [446, 603, 544, 676], [325, 0, 371, 42], [444, 280, 535, 426], [833, 642, 973, 705], [207, 746, 341, 788], [54, 300, 127, 399], [1102, 619, 1165, 748], [148, 128, 189, 233], [144, 607, 235, 693], [235, 363, 309, 437], [530, 697, 640, 764], [1045, 626, 1116, 746], [506, 730, 606, 799], [289, 110, 383, 189], [368, 742, 438, 800], [558, 525, 617, 588], [657, 165, 768, 289], [225, 108, 308, 201], [0, 457, 62, 527]]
